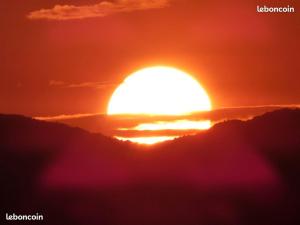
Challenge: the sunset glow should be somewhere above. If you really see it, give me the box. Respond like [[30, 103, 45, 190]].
[[121, 120, 212, 131], [115, 136, 179, 145], [1, 1, 299, 224]]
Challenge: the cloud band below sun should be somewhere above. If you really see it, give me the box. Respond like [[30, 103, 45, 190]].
[[34, 105, 300, 142], [27, 0, 170, 20]]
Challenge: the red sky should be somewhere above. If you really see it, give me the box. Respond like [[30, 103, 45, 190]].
[[1, 0, 299, 116]]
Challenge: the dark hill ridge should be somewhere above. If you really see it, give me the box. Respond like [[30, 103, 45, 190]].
[[0, 109, 300, 225], [168, 108, 300, 151], [0, 114, 121, 151]]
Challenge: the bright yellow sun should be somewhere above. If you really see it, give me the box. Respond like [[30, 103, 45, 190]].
[[107, 66, 212, 115]]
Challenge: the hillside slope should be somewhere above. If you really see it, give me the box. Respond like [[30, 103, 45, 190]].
[[0, 109, 299, 225]]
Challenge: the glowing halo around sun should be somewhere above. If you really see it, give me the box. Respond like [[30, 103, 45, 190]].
[[107, 66, 212, 115], [107, 66, 212, 144]]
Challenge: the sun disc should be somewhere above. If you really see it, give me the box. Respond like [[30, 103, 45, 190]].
[[107, 66, 212, 115]]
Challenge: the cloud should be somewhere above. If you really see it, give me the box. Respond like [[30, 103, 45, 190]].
[[67, 82, 110, 89], [49, 80, 65, 86], [49, 80, 117, 89], [35, 113, 100, 121], [27, 0, 170, 20], [34, 105, 300, 136], [35, 104, 300, 123]]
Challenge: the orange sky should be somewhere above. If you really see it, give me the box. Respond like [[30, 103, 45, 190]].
[[1, 0, 299, 116]]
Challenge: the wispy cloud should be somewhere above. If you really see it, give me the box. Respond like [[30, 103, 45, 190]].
[[49, 80, 65, 86], [35, 105, 300, 122], [34, 105, 300, 137], [67, 82, 113, 89], [35, 113, 100, 121], [49, 80, 117, 89], [27, 0, 170, 21]]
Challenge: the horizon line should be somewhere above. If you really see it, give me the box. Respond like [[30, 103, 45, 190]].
[[33, 104, 300, 121]]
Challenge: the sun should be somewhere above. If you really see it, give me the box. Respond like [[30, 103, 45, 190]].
[[107, 66, 212, 115], [107, 66, 212, 144]]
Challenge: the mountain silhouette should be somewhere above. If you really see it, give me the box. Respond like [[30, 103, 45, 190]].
[[0, 109, 299, 225]]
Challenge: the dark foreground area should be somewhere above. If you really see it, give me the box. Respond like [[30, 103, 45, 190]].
[[1, 109, 300, 225]]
